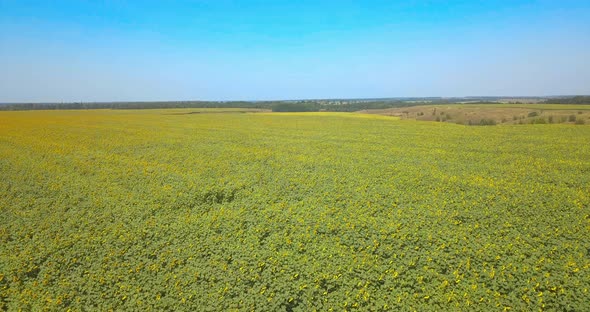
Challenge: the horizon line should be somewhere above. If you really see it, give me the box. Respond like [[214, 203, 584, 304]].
[[1, 95, 588, 105]]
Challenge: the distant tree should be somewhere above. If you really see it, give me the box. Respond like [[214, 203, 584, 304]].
[[271, 103, 319, 112], [479, 119, 496, 126], [543, 96, 590, 104]]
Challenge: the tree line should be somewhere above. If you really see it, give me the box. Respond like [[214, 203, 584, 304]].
[[542, 96, 590, 104], [0, 100, 433, 112]]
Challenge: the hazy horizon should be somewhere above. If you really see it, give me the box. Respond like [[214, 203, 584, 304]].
[[1, 95, 589, 105], [1, 0, 590, 102]]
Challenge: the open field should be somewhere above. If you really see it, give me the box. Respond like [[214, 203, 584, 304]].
[[360, 103, 590, 125], [1, 110, 590, 311], [162, 108, 270, 114]]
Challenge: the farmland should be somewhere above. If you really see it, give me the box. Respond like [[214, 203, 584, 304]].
[[1, 109, 590, 311], [360, 103, 590, 125]]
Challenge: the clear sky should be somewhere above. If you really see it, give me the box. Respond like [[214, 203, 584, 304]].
[[1, 0, 589, 102]]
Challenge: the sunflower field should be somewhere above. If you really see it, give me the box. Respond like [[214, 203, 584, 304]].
[[1, 109, 589, 311]]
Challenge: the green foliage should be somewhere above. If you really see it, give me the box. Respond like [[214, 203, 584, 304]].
[[543, 96, 590, 104], [478, 119, 496, 126], [569, 115, 577, 122], [531, 118, 547, 124], [0, 100, 433, 112], [527, 111, 539, 118], [271, 103, 319, 112], [1, 110, 589, 311]]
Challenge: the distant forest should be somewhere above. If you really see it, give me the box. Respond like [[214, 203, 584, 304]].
[[543, 96, 590, 104], [0, 100, 446, 112], [1, 96, 587, 112]]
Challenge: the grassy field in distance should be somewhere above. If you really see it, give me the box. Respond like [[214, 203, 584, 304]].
[[360, 103, 590, 125], [1, 109, 589, 311]]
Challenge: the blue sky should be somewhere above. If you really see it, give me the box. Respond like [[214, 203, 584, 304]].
[[1, 0, 589, 102]]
